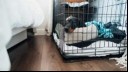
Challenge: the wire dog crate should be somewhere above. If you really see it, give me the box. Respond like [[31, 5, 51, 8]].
[[53, 0, 127, 59]]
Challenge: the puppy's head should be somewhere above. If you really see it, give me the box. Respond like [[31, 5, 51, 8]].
[[64, 16, 82, 33]]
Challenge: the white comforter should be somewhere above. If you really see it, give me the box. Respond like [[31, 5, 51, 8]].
[[0, 0, 44, 71]]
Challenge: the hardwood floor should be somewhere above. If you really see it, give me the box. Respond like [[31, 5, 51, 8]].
[[8, 36, 126, 71]]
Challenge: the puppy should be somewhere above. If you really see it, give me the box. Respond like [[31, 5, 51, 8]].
[[64, 16, 86, 33]]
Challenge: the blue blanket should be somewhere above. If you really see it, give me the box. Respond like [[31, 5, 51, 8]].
[[85, 21, 114, 38]]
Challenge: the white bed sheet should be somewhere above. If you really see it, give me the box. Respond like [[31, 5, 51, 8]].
[[0, 0, 44, 71], [0, 0, 44, 50]]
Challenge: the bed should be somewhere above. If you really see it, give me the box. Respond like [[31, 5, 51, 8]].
[[0, 0, 44, 71]]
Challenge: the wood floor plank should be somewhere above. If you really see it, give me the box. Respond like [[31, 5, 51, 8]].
[[8, 36, 126, 71]]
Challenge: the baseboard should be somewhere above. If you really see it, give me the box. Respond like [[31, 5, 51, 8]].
[[34, 29, 47, 35]]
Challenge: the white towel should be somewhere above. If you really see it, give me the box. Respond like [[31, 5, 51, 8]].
[[62, 1, 89, 7]]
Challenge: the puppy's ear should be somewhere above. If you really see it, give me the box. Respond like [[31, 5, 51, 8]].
[[66, 15, 73, 21]]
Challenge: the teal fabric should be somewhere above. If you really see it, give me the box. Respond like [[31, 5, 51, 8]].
[[85, 21, 114, 38]]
